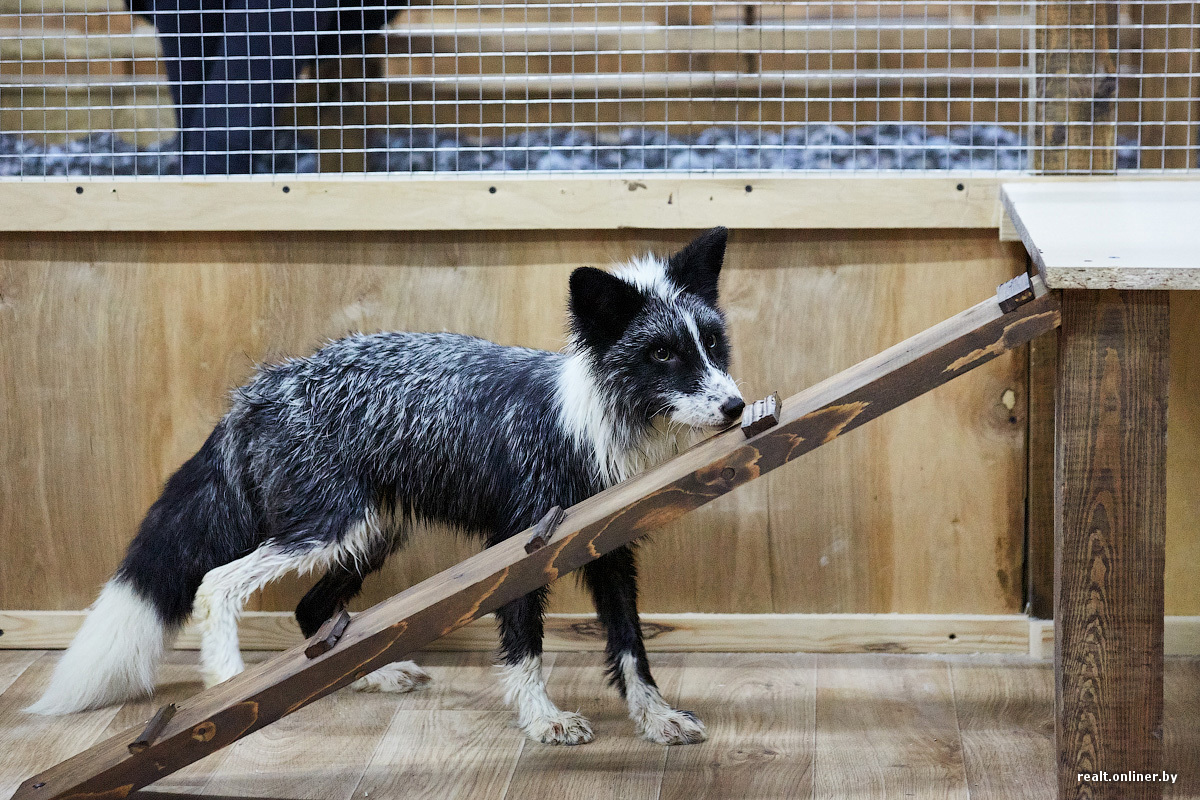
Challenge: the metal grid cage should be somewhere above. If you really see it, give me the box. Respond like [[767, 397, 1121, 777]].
[[0, 0, 1196, 177]]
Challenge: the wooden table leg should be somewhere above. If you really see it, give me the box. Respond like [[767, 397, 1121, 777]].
[[1055, 289, 1169, 799]]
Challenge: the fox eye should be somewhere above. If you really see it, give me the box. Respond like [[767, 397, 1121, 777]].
[[704, 333, 718, 349], [651, 347, 672, 362]]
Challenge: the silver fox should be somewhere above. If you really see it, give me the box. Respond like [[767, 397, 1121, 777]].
[[28, 227, 743, 747]]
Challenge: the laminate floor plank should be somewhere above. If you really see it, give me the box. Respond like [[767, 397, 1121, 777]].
[[504, 652, 690, 800], [0, 653, 124, 798], [193, 656, 401, 800], [950, 656, 1055, 800], [1166, 658, 1200, 800], [661, 652, 816, 800], [814, 654, 969, 800], [1, 651, 1196, 800]]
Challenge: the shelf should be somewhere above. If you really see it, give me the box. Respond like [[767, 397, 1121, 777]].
[[0, 25, 160, 60]]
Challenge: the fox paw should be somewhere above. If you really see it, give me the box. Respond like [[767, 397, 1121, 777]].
[[636, 708, 707, 745], [523, 710, 595, 745], [350, 661, 432, 693]]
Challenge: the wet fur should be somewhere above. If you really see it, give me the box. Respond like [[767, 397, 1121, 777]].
[[29, 228, 741, 745]]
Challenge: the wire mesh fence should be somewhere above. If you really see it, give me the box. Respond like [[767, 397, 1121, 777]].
[[0, 0, 1195, 177]]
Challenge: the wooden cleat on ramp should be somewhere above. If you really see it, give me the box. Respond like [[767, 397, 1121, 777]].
[[304, 605, 351, 659], [741, 392, 780, 438], [525, 506, 566, 553]]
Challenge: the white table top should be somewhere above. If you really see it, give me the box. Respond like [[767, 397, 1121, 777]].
[[1002, 181, 1200, 290]]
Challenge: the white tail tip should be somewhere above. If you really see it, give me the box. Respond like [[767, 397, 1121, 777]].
[[25, 579, 169, 715]]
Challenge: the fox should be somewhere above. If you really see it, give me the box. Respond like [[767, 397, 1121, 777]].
[[28, 227, 743, 746]]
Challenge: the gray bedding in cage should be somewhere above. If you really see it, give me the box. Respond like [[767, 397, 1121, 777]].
[[0, 125, 1144, 176]]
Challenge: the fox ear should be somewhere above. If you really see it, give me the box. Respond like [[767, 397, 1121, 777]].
[[667, 227, 728, 306], [569, 267, 646, 351]]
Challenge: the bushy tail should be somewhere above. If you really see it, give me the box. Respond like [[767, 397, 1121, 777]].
[[26, 422, 251, 715], [24, 578, 174, 715]]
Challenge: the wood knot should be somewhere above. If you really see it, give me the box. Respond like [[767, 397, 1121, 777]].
[[721, 467, 736, 481], [191, 721, 217, 742], [569, 619, 675, 639]]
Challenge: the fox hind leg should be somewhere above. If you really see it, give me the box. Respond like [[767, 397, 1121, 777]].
[[193, 543, 316, 687], [295, 527, 430, 694]]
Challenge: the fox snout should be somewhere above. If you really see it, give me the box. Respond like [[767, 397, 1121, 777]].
[[720, 396, 746, 421]]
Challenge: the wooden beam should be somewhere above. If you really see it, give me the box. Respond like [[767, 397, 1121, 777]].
[[383, 18, 1078, 55], [1137, 1, 1200, 171], [1, 177, 1197, 234], [383, 68, 1032, 98], [11, 279, 1061, 800], [1026, 320, 1057, 619], [0, 610, 1043, 654], [7, 176, 1199, 235], [1055, 289, 1168, 799], [0, 74, 159, 88], [0, 0, 111, 11], [1033, 0, 1120, 173], [0, 27, 161, 61], [9, 609, 1200, 657], [1032, 618, 1200, 661], [0, 176, 1008, 232]]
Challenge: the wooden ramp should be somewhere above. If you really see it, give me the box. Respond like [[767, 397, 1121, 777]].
[[10, 274, 1061, 800]]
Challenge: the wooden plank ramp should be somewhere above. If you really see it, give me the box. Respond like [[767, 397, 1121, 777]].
[[10, 275, 1061, 800]]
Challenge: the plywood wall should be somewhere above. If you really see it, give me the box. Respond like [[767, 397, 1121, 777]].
[[1167, 292, 1200, 615], [0, 229, 1045, 616]]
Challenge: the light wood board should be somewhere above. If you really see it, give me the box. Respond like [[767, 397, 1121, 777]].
[[1003, 181, 1200, 289], [0, 610, 1036, 654], [0, 176, 1003, 231]]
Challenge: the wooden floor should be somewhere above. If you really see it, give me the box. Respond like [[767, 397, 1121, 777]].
[[1, 650, 1198, 800]]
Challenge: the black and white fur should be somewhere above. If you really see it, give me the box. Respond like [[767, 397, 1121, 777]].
[[27, 228, 743, 746]]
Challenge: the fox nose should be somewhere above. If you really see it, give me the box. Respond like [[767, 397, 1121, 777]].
[[720, 397, 746, 420]]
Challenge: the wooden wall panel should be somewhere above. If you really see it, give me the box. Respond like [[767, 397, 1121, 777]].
[[1167, 292, 1200, 615], [2, 230, 1027, 616]]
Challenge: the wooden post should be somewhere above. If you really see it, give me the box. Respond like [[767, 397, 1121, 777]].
[[1027, 0, 1122, 613], [1138, 1, 1200, 170], [1034, 0, 1120, 173], [1026, 325, 1057, 619], [1055, 289, 1169, 799], [317, 57, 369, 174]]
